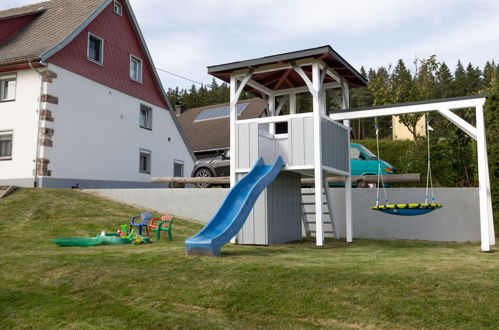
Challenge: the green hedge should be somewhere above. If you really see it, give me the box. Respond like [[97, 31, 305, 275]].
[[353, 139, 425, 185], [353, 138, 479, 188]]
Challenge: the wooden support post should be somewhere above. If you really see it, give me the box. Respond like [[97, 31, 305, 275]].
[[269, 95, 276, 134], [312, 62, 324, 246], [230, 75, 237, 188], [485, 153, 495, 245], [290, 92, 297, 114], [341, 79, 352, 243], [475, 104, 491, 251]]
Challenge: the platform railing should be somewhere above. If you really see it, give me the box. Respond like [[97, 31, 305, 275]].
[[320, 114, 350, 175], [235, 113, 349, 174]]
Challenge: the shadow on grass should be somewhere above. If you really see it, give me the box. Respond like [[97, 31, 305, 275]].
[[220, 238, 356, 257]]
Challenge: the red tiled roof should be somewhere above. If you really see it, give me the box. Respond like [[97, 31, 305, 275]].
[[0, 0, 107, 66]]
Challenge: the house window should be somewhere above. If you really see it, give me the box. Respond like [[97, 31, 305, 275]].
[[113, 0, 122, 16], [139, 149, 151, 174], [173, 160, 184, 177], [87, 33, 104, 65], [0, 131, 13, 160], [130, 55, 142, 82], [139, 104, 152, 129], [0, 75, 16, 101]]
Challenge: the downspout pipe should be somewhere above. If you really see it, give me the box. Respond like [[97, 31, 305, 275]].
[[28, 61, 46, 188]]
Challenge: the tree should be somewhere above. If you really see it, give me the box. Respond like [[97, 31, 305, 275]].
[[390, 59, 413, 103], [435, 62, 453, 98], [483, 78, 499, 230], [350, 66, 373, 139], [367, 67, 392, 138], [482, 61, 497, 91], [465, 63, 483, 94], [397, 56, 438, 142], [453, 60, 467, 97]]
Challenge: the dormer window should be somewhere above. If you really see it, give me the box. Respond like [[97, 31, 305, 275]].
[[113, 1, 122, 16], [87, 33, 104, 65]]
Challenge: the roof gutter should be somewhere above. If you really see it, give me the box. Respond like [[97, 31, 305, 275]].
[[0, 56, 41, 68]]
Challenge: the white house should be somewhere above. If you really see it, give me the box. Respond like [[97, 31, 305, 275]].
[[0, 0, 195, 188]]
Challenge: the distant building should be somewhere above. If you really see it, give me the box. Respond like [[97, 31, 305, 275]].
[[392, 115, 426, 140], [177, 98, 267, 159], [0, 0, 195, 188]]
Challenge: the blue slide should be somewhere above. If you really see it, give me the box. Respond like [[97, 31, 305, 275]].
[[185, 156, 284, 256]]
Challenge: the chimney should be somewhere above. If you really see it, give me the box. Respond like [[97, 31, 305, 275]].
[[175, 102, 186, 116]]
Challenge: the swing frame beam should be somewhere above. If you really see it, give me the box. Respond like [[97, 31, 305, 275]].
[[330, 94, 494, 252]]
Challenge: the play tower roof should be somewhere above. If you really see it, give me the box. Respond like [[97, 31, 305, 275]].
[[208, 45, 367, 95]]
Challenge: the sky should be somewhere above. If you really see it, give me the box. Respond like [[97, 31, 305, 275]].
[[2, 0, 498, 90]]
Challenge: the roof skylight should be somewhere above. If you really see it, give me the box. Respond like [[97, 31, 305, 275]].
[[194, 103, 249, 122]]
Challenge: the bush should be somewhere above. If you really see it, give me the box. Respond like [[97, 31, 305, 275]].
[[352, 138, 478, 188]]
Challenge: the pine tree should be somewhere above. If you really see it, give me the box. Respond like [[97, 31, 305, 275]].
[[465, 63, 482, 94], [390, 59, 413, 103], [435, 62, 453, 98], [350, 66, 373, 139], [482, 61, 497, 90], [367, 67, 392, 138], [453, 60, 467, 97], [369, 67, 391, 105]]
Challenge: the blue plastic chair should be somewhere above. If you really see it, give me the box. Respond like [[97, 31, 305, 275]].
[[129, 212, 152, 235]]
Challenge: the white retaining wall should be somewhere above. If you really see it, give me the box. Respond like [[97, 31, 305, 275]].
[[86, 187, 482, 242]]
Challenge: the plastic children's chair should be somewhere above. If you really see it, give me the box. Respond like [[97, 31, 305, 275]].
[[155, 218, 174, 242], [120, 224, 128, 236], [147, 215, 173, 238], [129, 212, 152, 235]]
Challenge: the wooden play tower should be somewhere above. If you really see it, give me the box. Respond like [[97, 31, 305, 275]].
[[208, 46, 367, 246]]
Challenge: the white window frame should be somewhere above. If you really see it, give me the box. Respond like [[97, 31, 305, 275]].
[[130, 55, 143, 83], [0, 130, 13, 161], [173, 160, 184, 177], [139, 104, 152, 130], [139, 149, 151, 174], [87, 33, 104, 65], [0, 74, 16, 102], [113, 0, 123, 16]]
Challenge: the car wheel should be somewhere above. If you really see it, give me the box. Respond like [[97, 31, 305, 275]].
[[356, 179, 368, 188], [194, 168, 213, 188]]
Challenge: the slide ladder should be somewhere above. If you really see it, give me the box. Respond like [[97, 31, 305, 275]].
[[185, 156, 285, 256]]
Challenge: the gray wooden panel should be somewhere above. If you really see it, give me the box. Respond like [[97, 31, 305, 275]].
[[321, 118, 349, 172], [249, 122, 259, 166], [267, 172, 302, 244], [237, 123, 249, 169], [290, 118, 305, 165], [236, 172, 301, 245], [236, 173, 268, 245], [303, 116, 314, 165]]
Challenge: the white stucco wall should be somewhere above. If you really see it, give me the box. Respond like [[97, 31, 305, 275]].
[[43, 64, 194, 186], [0, 69, 40, 183]]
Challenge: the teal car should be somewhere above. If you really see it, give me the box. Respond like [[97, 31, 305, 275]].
[[349, 143, 395, 186]]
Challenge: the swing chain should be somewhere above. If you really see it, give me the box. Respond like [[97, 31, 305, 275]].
[[424, 113, 436, 205], [374, 117, 388, 206]]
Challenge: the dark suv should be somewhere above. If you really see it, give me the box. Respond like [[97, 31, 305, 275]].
[[191, 150, 230, 188]]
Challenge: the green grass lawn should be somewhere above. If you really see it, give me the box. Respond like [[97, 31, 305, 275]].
[[0, 188, 498, 329]]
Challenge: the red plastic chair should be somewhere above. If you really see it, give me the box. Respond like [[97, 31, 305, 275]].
[[147, 215, 173, 238]]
